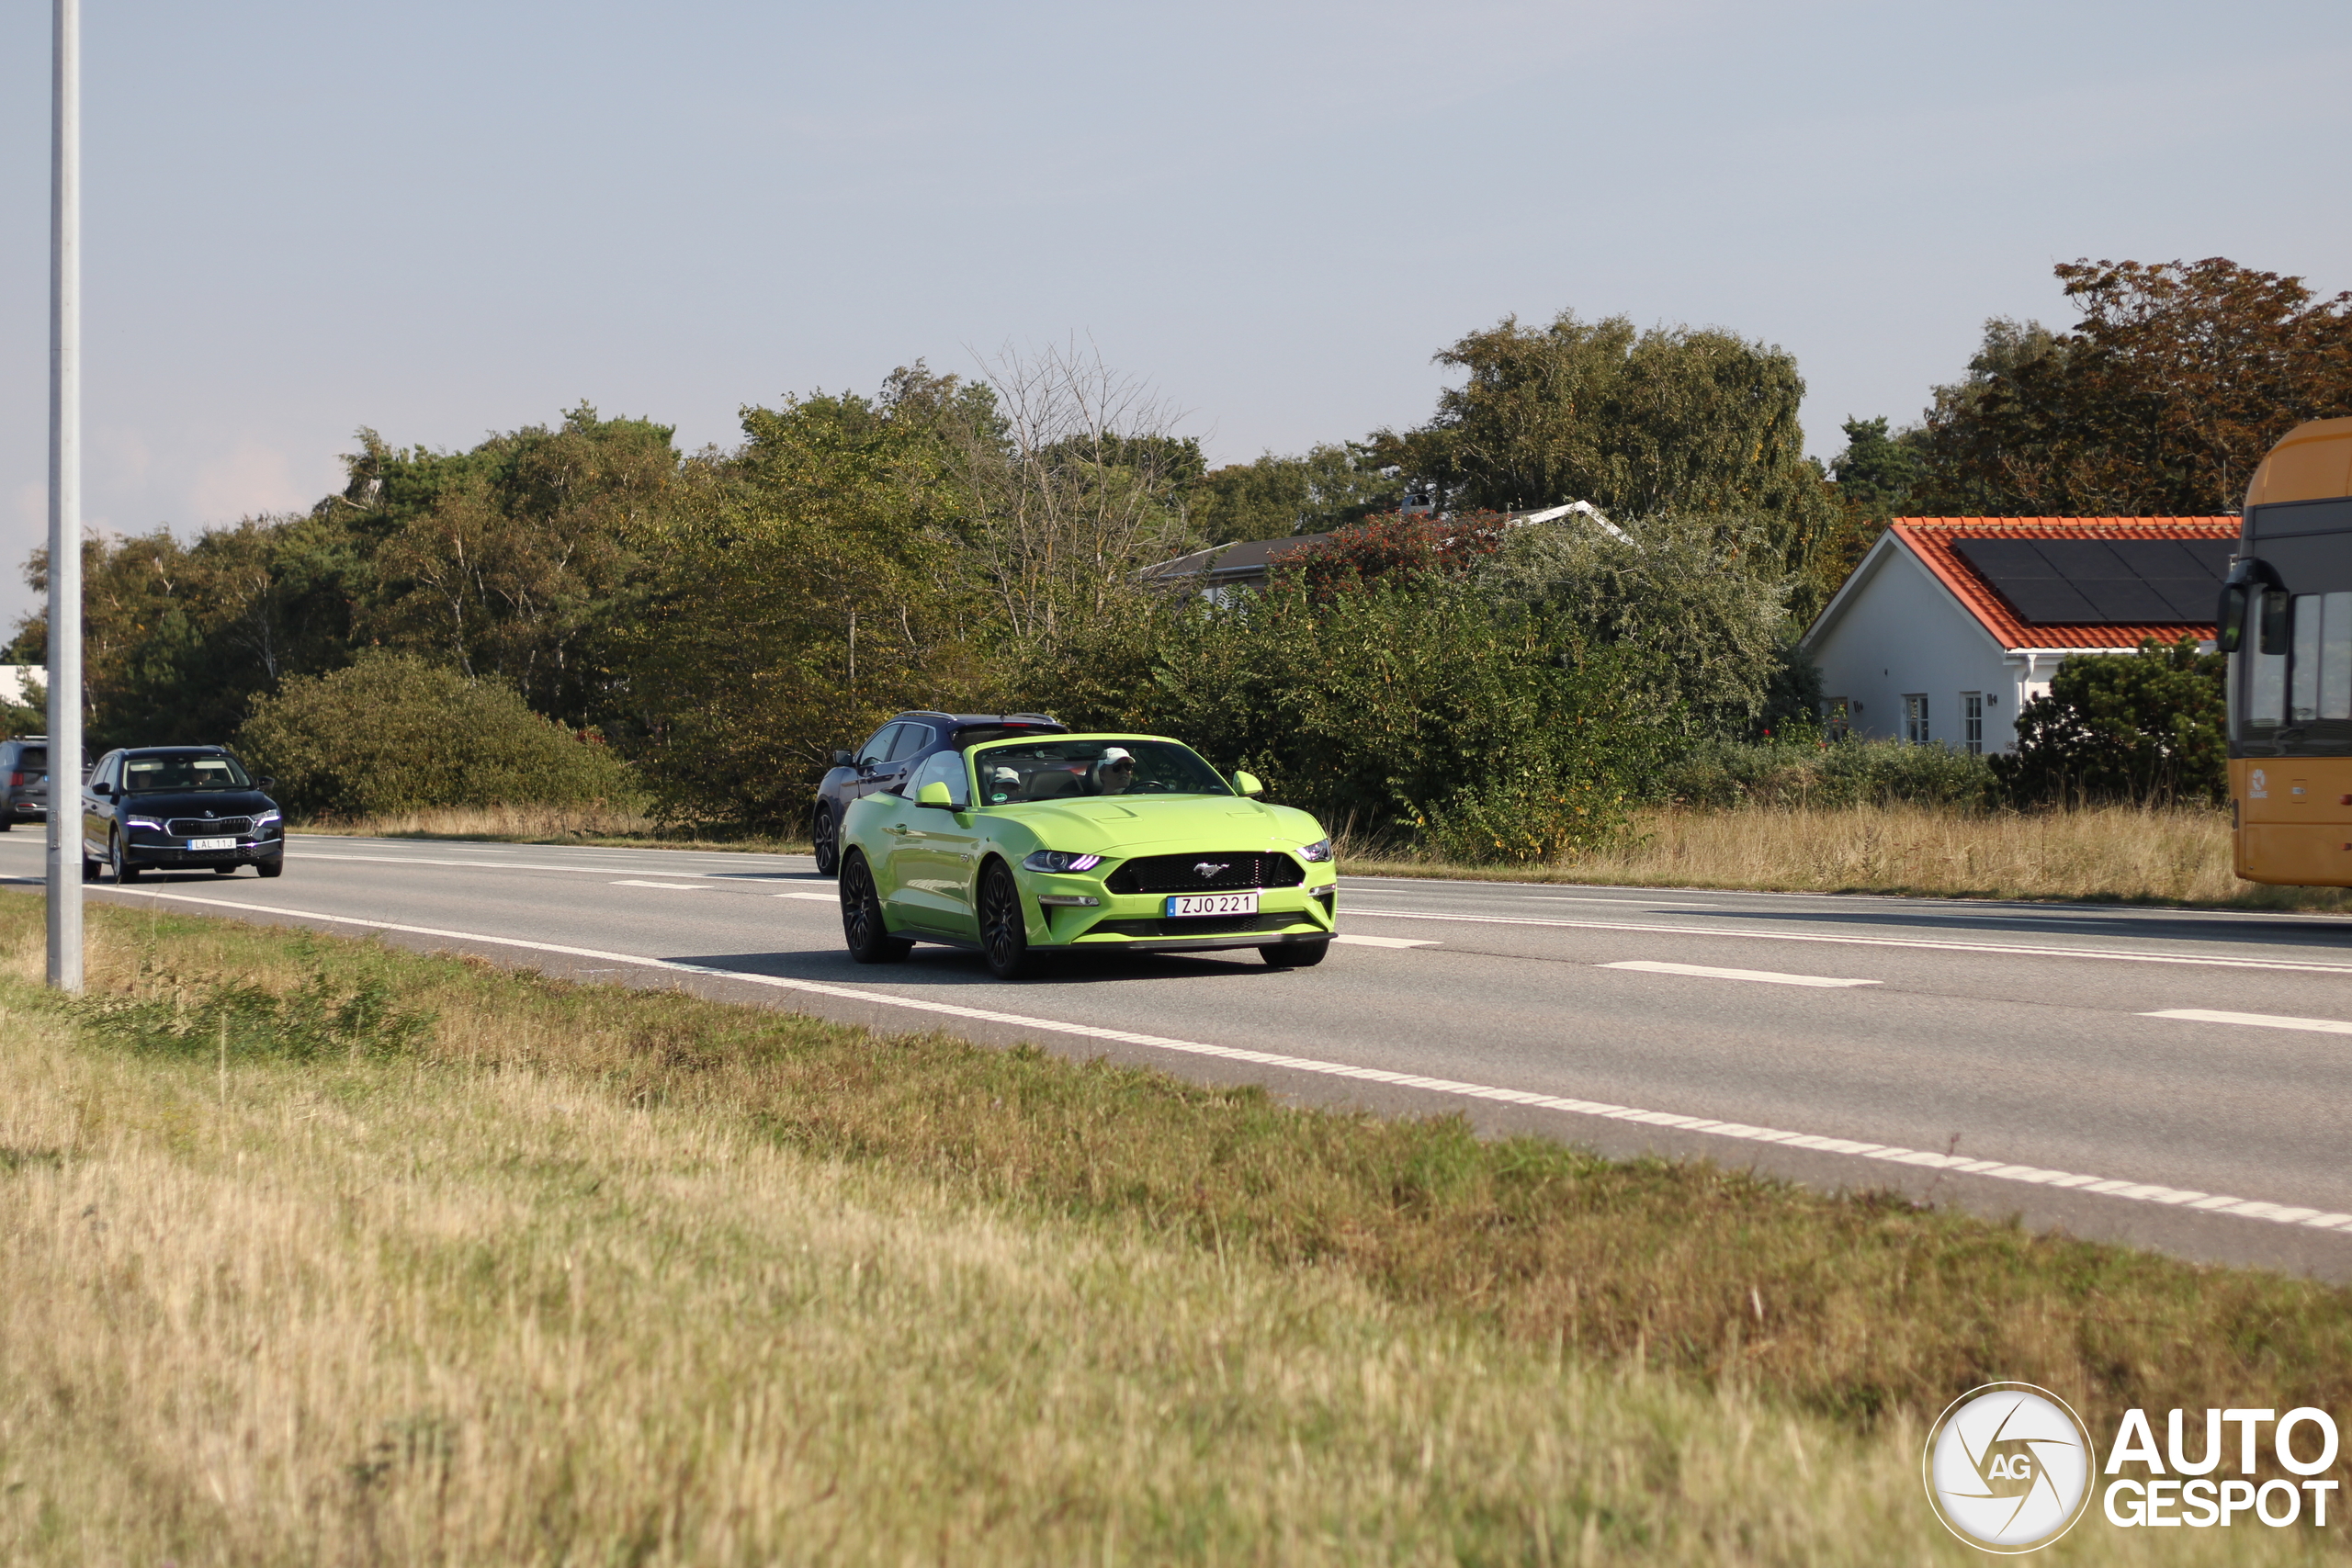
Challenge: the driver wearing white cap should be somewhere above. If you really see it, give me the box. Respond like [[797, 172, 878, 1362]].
[[1091, 747, 1136, 795]]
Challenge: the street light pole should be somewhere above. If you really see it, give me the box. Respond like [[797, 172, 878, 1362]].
[[48, 0, 82, 992]]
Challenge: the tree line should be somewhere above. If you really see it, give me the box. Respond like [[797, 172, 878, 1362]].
[[8, 257, 2342, 846]]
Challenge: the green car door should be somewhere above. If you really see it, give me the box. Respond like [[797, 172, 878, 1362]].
[[885, 750, 981, 937]]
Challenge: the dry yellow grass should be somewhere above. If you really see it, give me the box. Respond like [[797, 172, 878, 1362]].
[[1350, 803, 2352, 911], [293, 801, 804, 854], [4, 900, 2349, 1563]]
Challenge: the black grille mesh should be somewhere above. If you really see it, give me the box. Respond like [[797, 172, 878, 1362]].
[[167, 816, 254, 836], [1103, 852, 1306, 895], [1088, 912, 1314, 939]]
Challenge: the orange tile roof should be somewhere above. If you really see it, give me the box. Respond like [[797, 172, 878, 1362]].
[[1890, 516, 2240, 650]]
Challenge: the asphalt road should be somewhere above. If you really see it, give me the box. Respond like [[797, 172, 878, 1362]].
[[8, 829, 2352, 1278]]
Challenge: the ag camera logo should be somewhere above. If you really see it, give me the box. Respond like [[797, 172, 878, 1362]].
[[1923, 1382, 2096, 1553]]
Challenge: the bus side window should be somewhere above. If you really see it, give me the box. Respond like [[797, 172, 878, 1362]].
[[2248, 590, 2290, 728], [2325, 591, 2352, 721], [2291, 594, 2323, 722]]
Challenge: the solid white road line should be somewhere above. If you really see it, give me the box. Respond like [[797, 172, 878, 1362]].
[[610, 880, 707, 891], [2144, 1008, 2352, 1035], [1331, 933, 1438, 949], [1349, 907, 2352, 976], [1603, 960, 1877, 988], [85, 884, 2352, 1238]]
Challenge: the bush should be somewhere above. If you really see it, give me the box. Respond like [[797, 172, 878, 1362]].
[[1020, 576, 1664, 863], [1660, 736, 1998, 811], [238, 654, 642, 818], [1992, 637, 2226, 807]]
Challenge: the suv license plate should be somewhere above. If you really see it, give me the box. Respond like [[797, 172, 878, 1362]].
[[187, 836, 236, 851], [1167, 891, 1258, 918]]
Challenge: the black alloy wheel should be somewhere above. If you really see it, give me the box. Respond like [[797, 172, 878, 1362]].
[[1260, 939, 1329, 968], [110, 831, 141, 884], [811, 806, 841, 877], [978, 861, 1033, 981], [840, 851, 910, 964]]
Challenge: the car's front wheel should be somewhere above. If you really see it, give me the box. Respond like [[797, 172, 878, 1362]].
[[840, 851, 910, 964], [978, 861, 1034, 980], [1261, 939, 1329, 968], [256, 859, 283, 878], [110, 832, 141, 884], [811, 805, 841, 877]]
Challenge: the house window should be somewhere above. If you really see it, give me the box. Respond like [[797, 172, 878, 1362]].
[[1961, 693, 1983, 755], [1904, 694, 1929, 745], [1822, 697, 1850, 741]]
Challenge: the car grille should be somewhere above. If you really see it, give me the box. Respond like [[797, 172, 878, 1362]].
[[1087, 911, 1313, 939], [1103, 852, 1306, 895], [167, 816, 254, 836]]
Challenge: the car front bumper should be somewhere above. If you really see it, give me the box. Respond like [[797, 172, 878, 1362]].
[[1033, 875, 1337, 949], [123, 837, 284, 868]]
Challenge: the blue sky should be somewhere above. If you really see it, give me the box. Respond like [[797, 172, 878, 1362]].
[[3, 0, 2348, 630]]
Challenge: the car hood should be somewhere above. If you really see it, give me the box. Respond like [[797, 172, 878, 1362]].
[[116, 790, 277, 818], [992, 795, 1324, 853]]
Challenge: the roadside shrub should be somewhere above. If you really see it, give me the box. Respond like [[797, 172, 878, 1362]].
[[1661, 736, 1998, 810], [1993, 637, 2226, 806], [239, 653, 642, 818], [1020, 576, 1661, 862], [74, 958, 433, 1061]]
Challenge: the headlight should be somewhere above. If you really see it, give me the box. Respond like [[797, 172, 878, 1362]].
[[254, 809, 282, 826], [1022, 849, 1103, 874], [126, 816, 165, 832], [1297, 839, 1334, 863]]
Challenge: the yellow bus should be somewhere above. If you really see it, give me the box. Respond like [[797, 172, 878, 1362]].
[[2222, 416, 2352, 886]]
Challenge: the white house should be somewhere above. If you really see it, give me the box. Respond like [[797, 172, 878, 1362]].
[[1800, 517, 2238, 754]]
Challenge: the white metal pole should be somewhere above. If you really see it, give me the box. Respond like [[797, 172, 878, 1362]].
[[48, 0, 82, 992]]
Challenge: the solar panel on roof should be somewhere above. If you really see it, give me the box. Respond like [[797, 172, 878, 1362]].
[[1948, 536, 2230, 626]]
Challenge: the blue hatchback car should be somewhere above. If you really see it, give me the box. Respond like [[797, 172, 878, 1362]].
[[809, 711, 1066, 875]]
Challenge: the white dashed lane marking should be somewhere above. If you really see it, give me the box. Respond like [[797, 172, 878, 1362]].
[[611, 880, 707, 891], [1604, 960, 1878, 988], [1332, 933, 1438, 949], [2144, 1008, 2352, 1035], [775, 891, 837, 902], [80, 886, 2352, 1239]]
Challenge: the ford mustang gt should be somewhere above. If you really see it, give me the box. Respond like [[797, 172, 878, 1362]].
[[835, 733, 1336, 978]]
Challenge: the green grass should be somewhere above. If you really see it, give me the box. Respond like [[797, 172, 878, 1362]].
[[3, 891, 2347, 1563]]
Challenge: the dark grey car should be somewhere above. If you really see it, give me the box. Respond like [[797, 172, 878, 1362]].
[[81, 746, 285, 881], [808, 712, 1066, 875], [1, 735, 83, 830]]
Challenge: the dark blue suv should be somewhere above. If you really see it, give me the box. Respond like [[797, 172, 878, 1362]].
[[810, 711, 1065, 875]]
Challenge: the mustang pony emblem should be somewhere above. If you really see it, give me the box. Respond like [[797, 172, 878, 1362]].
[[1193, 861, 1229, 880]]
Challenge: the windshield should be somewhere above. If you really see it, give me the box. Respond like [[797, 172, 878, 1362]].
[[972, 738, 1232, 803], [124, 752, 253, 792]]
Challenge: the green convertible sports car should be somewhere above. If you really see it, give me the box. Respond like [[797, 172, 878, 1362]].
[[835, 733, 1337, 978]]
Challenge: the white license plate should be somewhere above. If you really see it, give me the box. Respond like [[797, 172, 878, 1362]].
[[187, 837, 236, 851], [1166, 891, 1258, 918]]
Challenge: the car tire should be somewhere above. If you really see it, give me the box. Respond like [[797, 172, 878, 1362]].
[[211, 863, 236, 875], [978, 861, 1034, 981], [256, 859, 283, 879], [1261, 939, 1330, 968], [80, 854, 97, 883], [811, 805, 841, 877], [840, 851, 910, 964], [110, 832, 141, 884]]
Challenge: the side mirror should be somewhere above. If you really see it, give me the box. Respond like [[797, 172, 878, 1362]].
[[831, 750, 854, 768], [2216, 584, 2247, 654], [90, 781, 112, 797], [257, 776, 277, 792], [916, 781, 957, 809], [1232, 771, 1263, 797]]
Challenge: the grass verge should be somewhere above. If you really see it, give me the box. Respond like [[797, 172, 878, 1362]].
[[291, 801, 807, 854], [1344, 803, 2352, 913], [3, 893, 2346, 1562]]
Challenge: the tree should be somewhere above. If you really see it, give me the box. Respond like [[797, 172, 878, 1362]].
[[1828, 416, 1925, 515], [1188, 444, 1404, 541], [1917, 260, 2352, 514], [1279, 511, 1510, 597], [1992, 637, 2226, 806]]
